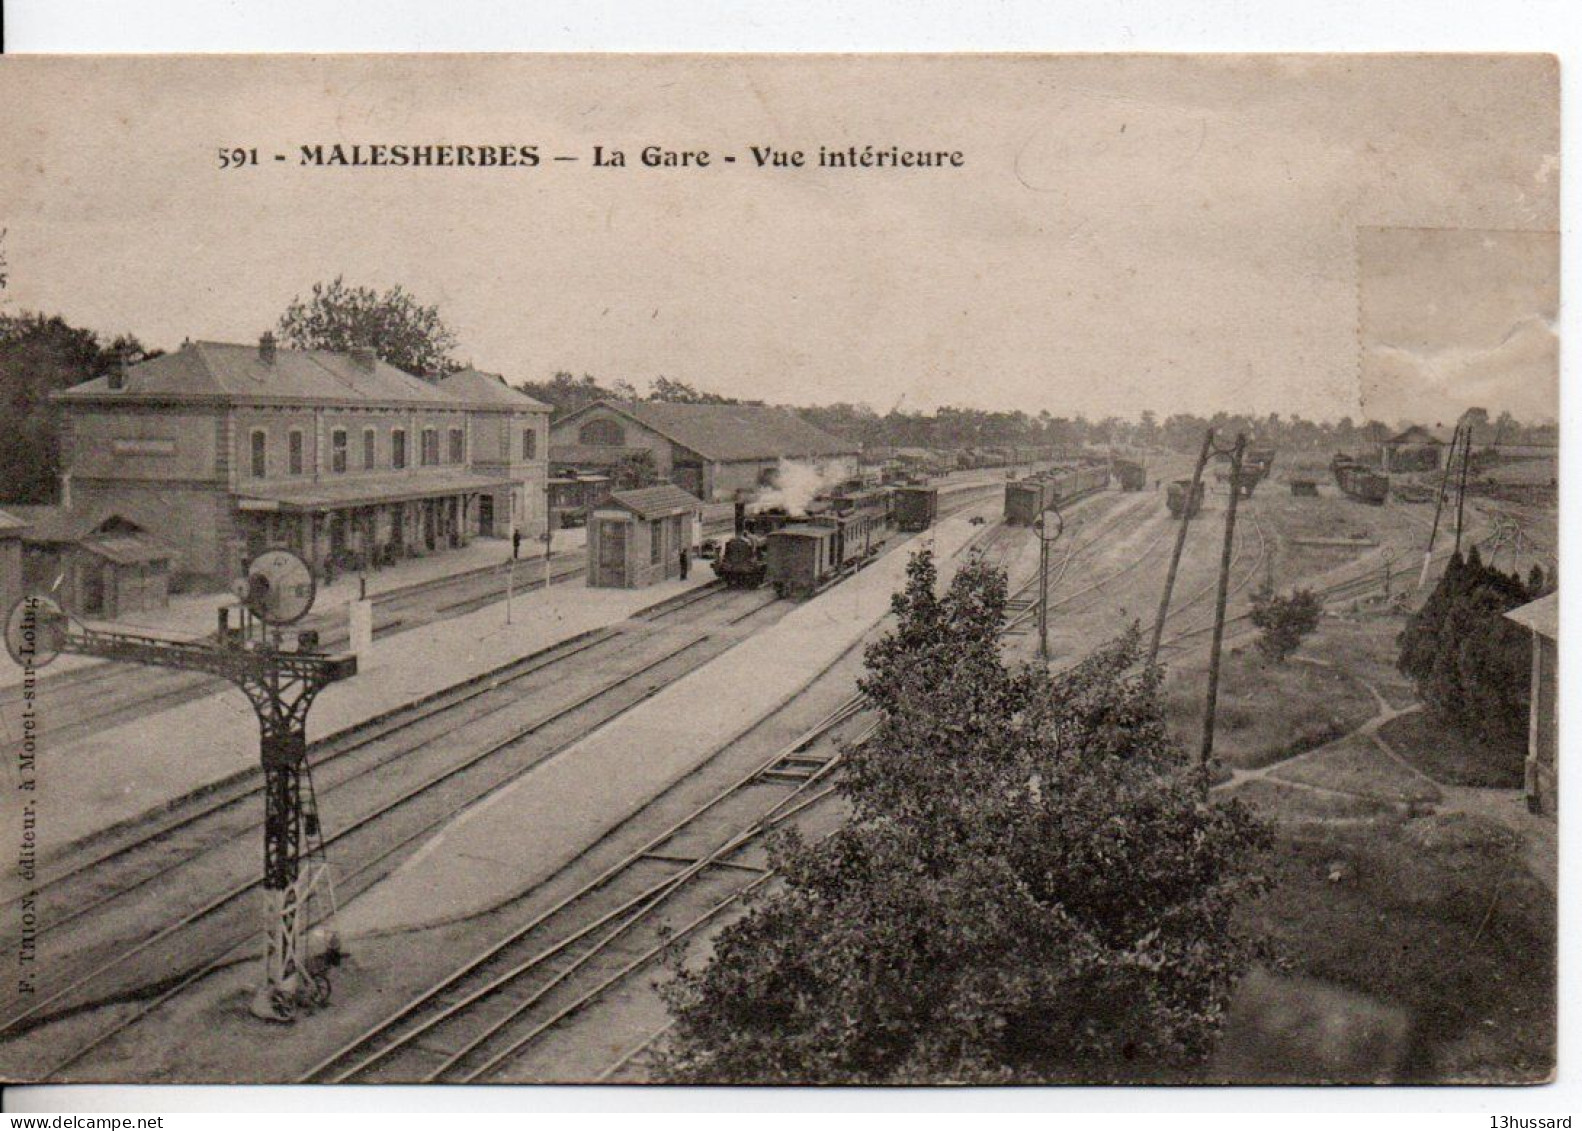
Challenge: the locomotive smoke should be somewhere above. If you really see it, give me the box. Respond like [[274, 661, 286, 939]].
[[754, 458, 846, 515]]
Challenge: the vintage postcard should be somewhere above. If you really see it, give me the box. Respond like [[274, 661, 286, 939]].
[[0, 54, 1557, 1085]]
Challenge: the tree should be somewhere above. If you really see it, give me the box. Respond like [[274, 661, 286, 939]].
[[647, 376, 740, 404], [1247, 585, 1323, 663], [611, 449, 657, 490], [276, 276, 460, 378], [658, 550, 1271, 1084], [0, 313, 159, 504], [1398, 547, 1535, 754]]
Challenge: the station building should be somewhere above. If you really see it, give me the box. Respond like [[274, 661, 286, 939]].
[[549, 399, 857, 504], [1505, 591, 1558, 816], [48, 337, 550, 588], [586, 483, 702, 589]]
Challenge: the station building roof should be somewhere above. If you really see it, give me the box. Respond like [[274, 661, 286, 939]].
[[55, 341, 547, 413], [435, 367, 550, 412], [1505, 592, 1558, 641]]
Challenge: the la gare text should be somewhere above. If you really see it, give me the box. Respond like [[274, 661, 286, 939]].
[[223, 144, 967, 171]]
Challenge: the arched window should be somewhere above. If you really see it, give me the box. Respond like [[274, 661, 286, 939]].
[[579, 418, 625, 446], [331, 429, 348, 473], [250, 429, 267, 477]]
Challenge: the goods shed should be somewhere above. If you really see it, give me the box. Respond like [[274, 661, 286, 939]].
[[587, 483, 703, 589]]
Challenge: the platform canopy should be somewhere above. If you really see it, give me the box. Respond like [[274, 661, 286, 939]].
[[237, 471, 513, 512]]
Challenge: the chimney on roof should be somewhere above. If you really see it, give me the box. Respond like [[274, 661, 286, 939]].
[[107, 346, 129, 391], [349, 346, 377, 372], [258, 331, 277, 365]]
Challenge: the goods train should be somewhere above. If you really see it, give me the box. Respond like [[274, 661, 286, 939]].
[[1112, 458, 1147, 492], [1331, 457, 1389, 505], [1003, 462, 1111, 526], [1167, 478, 1205, 519]]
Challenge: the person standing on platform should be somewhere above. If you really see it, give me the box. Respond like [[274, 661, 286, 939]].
[[679, 547, 690, 580], [512, 528, 522, 560]]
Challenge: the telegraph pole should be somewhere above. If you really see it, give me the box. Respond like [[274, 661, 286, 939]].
[[1199, 432, 1247, 771], [1149, 428, 1214, 664], [1418, 421, 1463, 589], [1035, 505, 1064, 662], [1454, 420, 1474, 556]]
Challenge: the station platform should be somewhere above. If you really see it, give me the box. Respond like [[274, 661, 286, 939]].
[[337, 507, 994, 937], [26, 559, 710, 856], [0, 531, 586, 691]]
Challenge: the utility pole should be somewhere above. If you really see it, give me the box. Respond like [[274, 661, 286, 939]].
[[1199, 432, 1247, 772], [1035, 505, 1064, 662], [1149, 428, 1214, 664], [1454, 420, 1473, 556]]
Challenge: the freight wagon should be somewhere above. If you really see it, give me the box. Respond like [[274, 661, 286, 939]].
[[1333, 461, 1389, 505], [1113, 459, 1147, 492], [1002, 462, 1110, 525], [1167, 478, 1205, 519], [893, 485, 939, 532]]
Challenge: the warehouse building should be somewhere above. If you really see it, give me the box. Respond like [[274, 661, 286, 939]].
[[0, 510, 29, 616], [549, 400, 857, 504], [49, 337, 549, 587], [5, 503, 178, 619]]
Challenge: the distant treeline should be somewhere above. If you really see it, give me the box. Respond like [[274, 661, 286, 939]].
[[0, 305, 1556, 508]]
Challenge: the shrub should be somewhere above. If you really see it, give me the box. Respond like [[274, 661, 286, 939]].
[[1248, 585, 1323, 663]]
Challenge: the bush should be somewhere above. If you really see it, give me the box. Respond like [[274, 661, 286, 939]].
[[1248, 585, 1323, 663], [657, 549, 1271, 1084]]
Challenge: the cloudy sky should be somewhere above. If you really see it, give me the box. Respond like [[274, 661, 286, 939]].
[[0, 54, 1558, 423]]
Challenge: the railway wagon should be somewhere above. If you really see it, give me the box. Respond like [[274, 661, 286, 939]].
[[1003, 463, 1111, 525], [1113, 459, 1147, 492], [1334, 462, 1389, 505], [1167, 478, 1205, 519], [1245, 446, 1278, 483], [765, 510, 892, 599], [893, 485, 939, 532]]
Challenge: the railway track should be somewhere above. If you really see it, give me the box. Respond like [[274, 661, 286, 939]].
[[10, 503, 1008, 1079], [0, 584, 785, 1060], [0, 550, 590, 750], [299, 700, 867, 1084]]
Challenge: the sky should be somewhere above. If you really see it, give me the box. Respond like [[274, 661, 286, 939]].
[[0, 54, 1559, 424]]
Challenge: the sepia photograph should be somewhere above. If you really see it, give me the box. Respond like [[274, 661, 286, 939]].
[[0, 52, 1559, 1088]]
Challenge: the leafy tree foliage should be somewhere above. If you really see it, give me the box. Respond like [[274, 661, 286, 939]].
[[1397, 547, 1540, 753], [0, 313, 158, 504], [276, 276, 460, 378], [515, 370, 638, 419], [611, 449, 658, 490], [658, 550, 1271, 1084], [647, 375, 742, 404], [1248, 585, 1323, 663]]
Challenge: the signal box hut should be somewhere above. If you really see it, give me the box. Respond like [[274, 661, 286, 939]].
[[1505, 592, 1558, 816], [586, 483, 702, 589], [7, 504, 178, 620], [0, 510, 28, 614]]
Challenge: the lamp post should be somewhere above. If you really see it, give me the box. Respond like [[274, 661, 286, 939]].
[[1033, 503, 1064, 663]]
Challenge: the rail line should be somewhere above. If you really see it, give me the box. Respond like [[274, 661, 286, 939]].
[[299, 702, 868, 1083], [0, 551, 592, 749], [10, 502, 1008, 1076], [0, 586, 784, 1050]]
